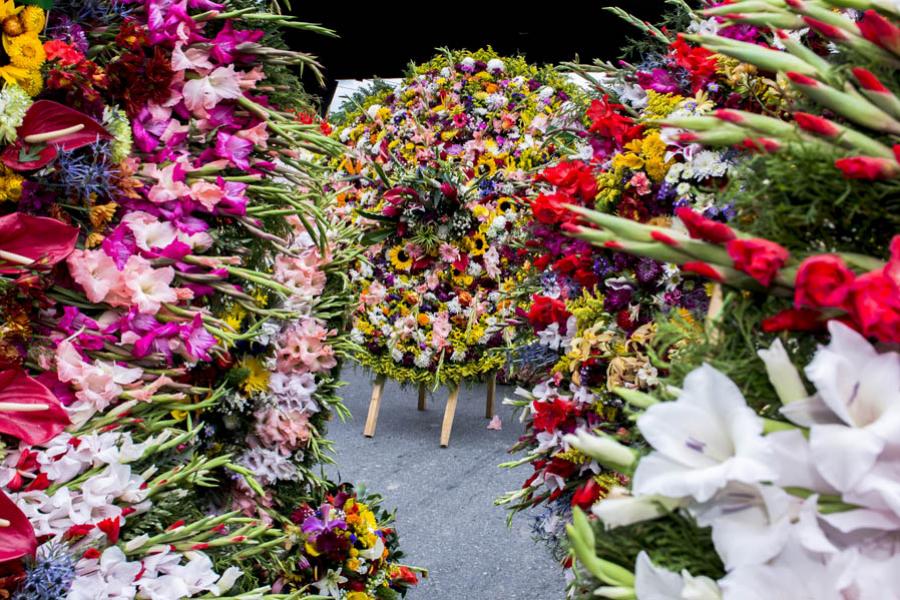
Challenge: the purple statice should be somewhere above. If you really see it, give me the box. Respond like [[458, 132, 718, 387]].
[[13, 544, 76, 600]]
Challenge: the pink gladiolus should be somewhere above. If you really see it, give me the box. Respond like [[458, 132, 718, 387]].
[[182, 65, 244, 115], [122, 255, 178, 315], [275, 319, 337, 374], [215, 131, 254, 170], [254, 407, 311, 453]]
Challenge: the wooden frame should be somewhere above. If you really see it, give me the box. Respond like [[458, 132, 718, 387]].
[[362, 372, 496, 446]]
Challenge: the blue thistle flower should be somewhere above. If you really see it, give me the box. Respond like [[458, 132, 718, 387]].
[[51, 142, 119, 202], [13, 543, 76, 600]]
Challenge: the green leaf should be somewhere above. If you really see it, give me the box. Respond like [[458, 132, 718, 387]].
[[19, 0, 53, 9]]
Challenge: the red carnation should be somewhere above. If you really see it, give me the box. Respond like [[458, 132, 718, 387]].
[[674, 207, 736, 244], [540, 161, 598, 202], [794, 254, 856, 310], [727, 238, 790, 286]]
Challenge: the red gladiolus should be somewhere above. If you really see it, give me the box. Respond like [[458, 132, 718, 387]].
[[742, 137, 782, 153], [803, 16, 850, 40], [586, 96, 635, 146], [714, 109, 744, 124], [786, 71, 820, 87], [858, 9, 900, 55], [835, 155, 900, 180], [0, 213, 79, 274], [761, 308, 827, 333], [82, 548, 101, 560], [97, 517, 121, 544], [0, 490, 36, 562], [530, 192, 571, 225], [794, 112, 841, 137], [727, 238, 790, 286], [846, 271, 900, 343], [571, 479, 603, 510], [675, 207, 736, 243], [64, 524, 95, 540], [532, 398, 574, 433], [526, 295, 570, 332], [0, 369, 70, 445], [852, 67, 890, 93], [540, 161, 598, 201], [682, 261, 724, 281], [794, 254, 856, 310], [670, 35, 718, 92], [394, 566, 419, 585]]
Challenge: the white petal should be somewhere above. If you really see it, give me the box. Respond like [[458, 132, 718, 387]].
[[635, 551, 683, 600], [757, 339, 808, 405], [809, 424, 884, 491]]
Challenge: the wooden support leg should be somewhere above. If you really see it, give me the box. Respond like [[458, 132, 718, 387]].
[[417, 383, 427, 411], [440, 385, 460, 447], [485, 372, 496, 419], [363, 374, 386, 438]]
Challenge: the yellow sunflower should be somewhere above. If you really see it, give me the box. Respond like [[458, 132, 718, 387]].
[[387, 246, 412, 271], [466, 232, 488, 256], [4, 32, 44, 70]]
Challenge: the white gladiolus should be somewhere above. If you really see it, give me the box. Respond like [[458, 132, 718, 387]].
[[757, 339, 809, 405]]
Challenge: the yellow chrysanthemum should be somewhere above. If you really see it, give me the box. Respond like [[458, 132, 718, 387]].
[[387, 246, 412, 271], [4, 33, 44, 70], [20, 6, 42, 32], [0, 166, 23, 202], [89, 202, 119, 229], [238, 356, 270, 394]]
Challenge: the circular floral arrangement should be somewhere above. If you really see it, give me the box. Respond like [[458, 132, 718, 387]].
[[330, 49, 578, 385]]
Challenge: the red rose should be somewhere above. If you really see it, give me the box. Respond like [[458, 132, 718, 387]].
[[534, 253, 553, 270], [530, 192, 570, 225], [540, 161, 598, 201], [571, 479, 603, 510], [532, 398, 573, 433], [847, 271, 900, 343], [574, 268, 599, 288], [761, 308, 826, 333], [794, 254, 856, 310], [526, 295, 570, 332], [674, 207, 736, 244], [726, 238, 790, 286]]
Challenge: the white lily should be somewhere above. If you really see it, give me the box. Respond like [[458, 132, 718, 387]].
[[632, 364, 776, 503]]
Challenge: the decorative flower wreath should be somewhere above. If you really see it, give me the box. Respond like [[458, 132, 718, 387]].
[[330, 49, 578, 385]]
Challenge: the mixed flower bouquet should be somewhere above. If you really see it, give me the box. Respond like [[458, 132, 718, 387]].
[[0, 0, 416, 598], [496, 16, 785, 551], [328, 49, 576, 385], [550, 2, 900, 599]]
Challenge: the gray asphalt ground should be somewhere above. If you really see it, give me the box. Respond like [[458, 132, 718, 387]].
[[325, 365, 566, 599]]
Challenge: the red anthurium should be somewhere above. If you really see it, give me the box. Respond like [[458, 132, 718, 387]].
[[0, 369, 70, 445], [0, 213, 79, 274], [1, 100, 111, 171], [0, 490, 36, 562]]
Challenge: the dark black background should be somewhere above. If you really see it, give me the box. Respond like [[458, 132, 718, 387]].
[[284, 2, 667, 110]]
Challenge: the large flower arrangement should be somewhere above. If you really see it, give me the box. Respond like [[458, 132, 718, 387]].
[[552, 2, 900, 599], [0, 0, 417, 598], [328, 49, 576, 385], [496, 21, 781, 551]]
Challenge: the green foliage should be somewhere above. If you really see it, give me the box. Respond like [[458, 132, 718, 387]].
[[328, 79, 397, 125], [588, 512, 724, 586], [724, 142, 900, 257]]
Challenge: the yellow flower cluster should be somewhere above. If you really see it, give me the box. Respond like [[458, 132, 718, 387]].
[[642, 90, 686, 120], [0, 164, 23, 202], [0, 1, 45, 95], [611, 131, 672, 183]]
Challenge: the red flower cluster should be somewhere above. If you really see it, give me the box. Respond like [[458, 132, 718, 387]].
[[670, 35, 719, 93], [539, 161, 598, 202], [791, 238, 900, 343], [532, 397, 574, 434], [526, 295, 570, 333], [586, 96, 639, 146], [726, 238, 790, 286]]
